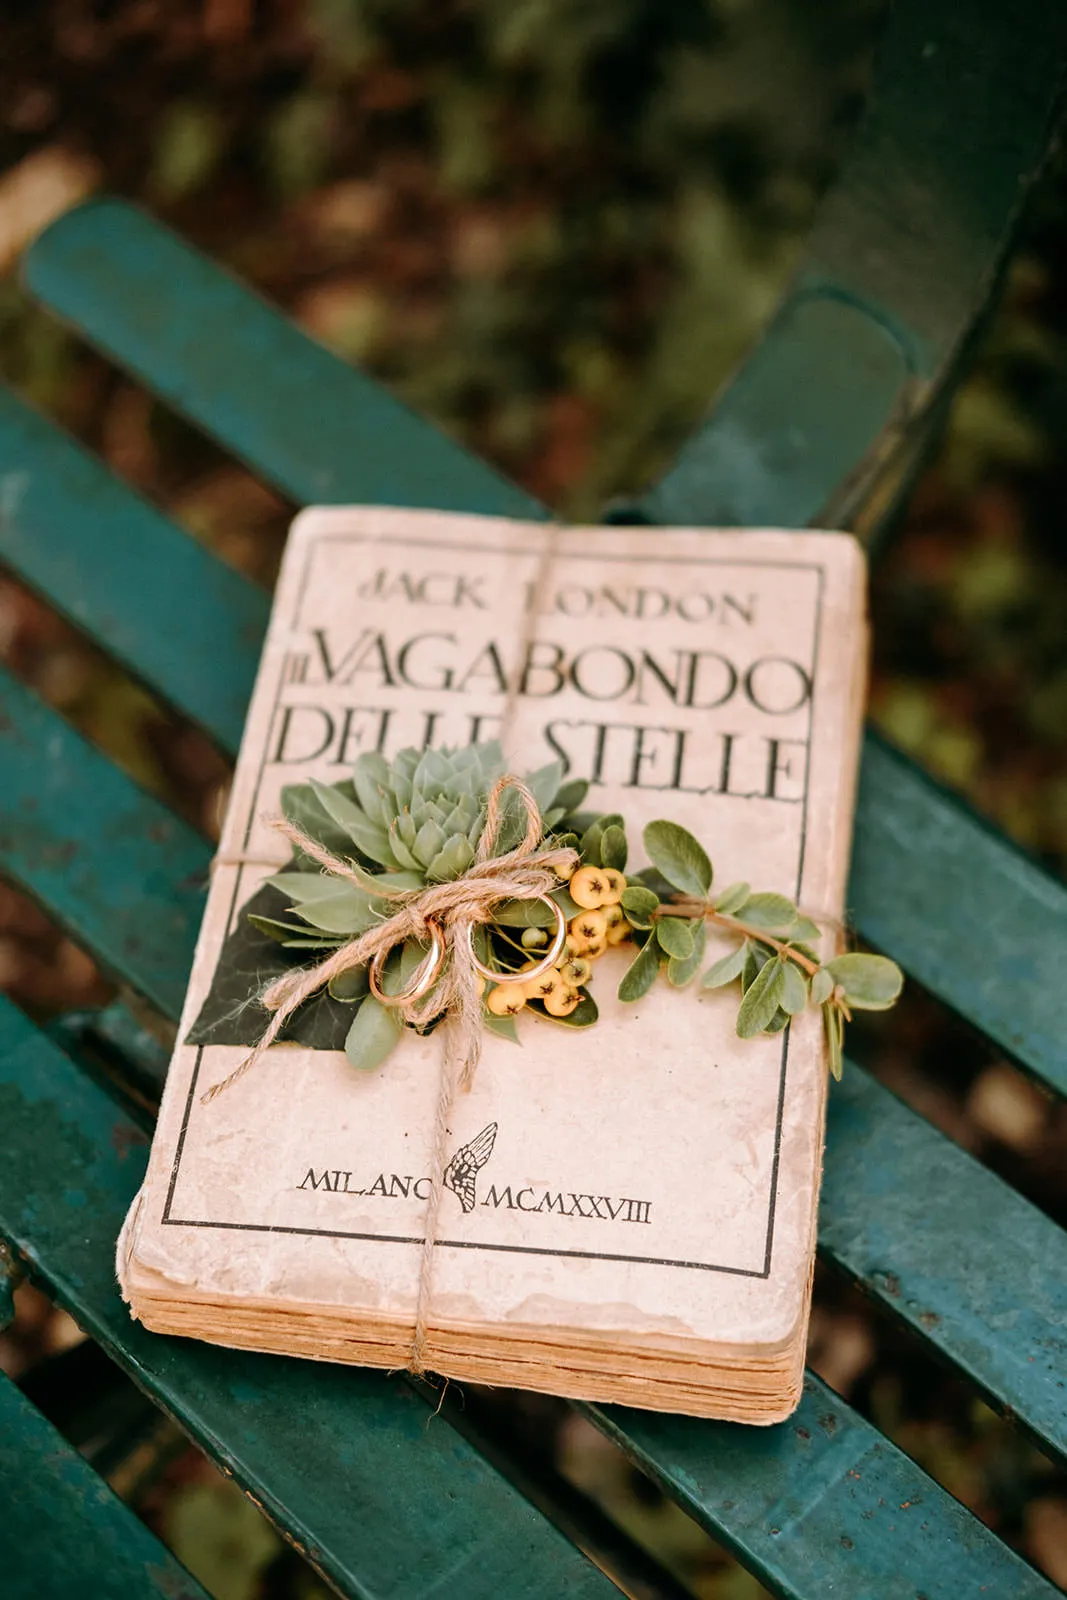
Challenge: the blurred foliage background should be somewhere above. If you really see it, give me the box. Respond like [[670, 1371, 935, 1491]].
[[0, 2, 1065, 1596]]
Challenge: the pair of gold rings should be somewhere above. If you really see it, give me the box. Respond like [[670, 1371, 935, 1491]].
[[367, 894, 568, 1007]]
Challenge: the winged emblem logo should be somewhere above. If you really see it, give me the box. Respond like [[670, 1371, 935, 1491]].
[[442, 1122, 498, 1213]]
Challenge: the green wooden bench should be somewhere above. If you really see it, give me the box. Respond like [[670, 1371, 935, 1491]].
[[2, 0, 1066, 1594]]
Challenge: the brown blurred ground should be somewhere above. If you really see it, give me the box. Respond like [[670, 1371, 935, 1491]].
[[0, 4, 1065, 1597]]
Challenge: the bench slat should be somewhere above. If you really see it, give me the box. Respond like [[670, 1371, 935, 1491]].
[[638, 0, 1067, 531], [0, 997, 1054, 1600], [19, 205, 1067, 1099], [851, 738, 1067, 1096], [0, 667, 206, 1021], [0, 999, 616, 1600], [584, 1371, 1057, 1600], [0, 386, 266, 753], [822, 1070, 1067, 1461], [0, 1370, 210, 1600], [22, 200, 539, 521]]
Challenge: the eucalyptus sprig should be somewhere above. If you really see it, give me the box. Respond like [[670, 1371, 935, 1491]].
[[614, 820, 903, 1078]]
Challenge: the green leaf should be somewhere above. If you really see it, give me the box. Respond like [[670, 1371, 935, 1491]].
[[441, 795, 478, 836], [600, 824, 628, 872], [351, 751, 390, 825], [525, 758, 565, 813], [413, 817, 447, 868], [386, 819, 421, 872], [789, 941, 821, 965], [701, 940, 748, 989], [529, 989, 598, 1028], [736, 957, 785, 1037], [492, 895, 559, 929], [785, 916, 821, 943], [655, 916, 694, 960], [484, 1011, 521, 1044], [387, 749, 417, 809], [620, 885, 659, 928], [411, 747, 450, 801], [247, 912, 315, 944], [288, 855, 421, 896], [780, 961, 809, 1015], [186, 882, 356, 1051], [280, 783, 356, 860], [811, 968, 834, 1005], [289, 886, 381, 935], [713, 881, 750, 915], [764, 1008, 790, 1034], [668, 920, 706, 988], [736, 892, 797, 931], [426, 833, 475, 881], [268, 871, 351, 904], [824, 953, 903, 1010], [579, 814, 624, 868], [328, 968, 370, 1003], [825, 1002, 844, 1079], [306, 776, 400, 868], [344, 994, 403, 1072], [742, 941, 771, 992], [618, 938, 661, 1002], [642, 820, 712, 898], [554, 777, 589, 814]]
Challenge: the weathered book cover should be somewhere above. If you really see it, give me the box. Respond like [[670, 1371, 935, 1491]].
[[118, 508, 867, 1420]]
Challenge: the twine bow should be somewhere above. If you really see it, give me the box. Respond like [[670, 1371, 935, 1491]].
[[202, 774, 577, 1106], [202, 774, 577, 1374]]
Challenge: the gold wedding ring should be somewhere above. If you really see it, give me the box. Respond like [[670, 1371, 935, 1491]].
[[464, 895, 567, 986], [368, 922, 446, 1007]]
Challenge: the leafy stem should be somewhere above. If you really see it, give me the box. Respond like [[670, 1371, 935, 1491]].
[[618, 818, 904, 1076], [653, 899, 821, 976]]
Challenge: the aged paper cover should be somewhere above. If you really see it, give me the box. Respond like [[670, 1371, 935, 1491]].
[[120, 509, 867, 1416]]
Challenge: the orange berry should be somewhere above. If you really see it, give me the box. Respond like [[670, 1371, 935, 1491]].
[[571, 909, 607, 943], [487, 985, 526, 1016], [523, 967, 568, 1004], [559, 956, 591, 988], [570, 866, 610, 909], [544, 986, 580, 1017], [599, 869, 626, 905]]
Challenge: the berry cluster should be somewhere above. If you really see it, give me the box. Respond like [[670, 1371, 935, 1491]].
[[484, 862, 633, 1020]]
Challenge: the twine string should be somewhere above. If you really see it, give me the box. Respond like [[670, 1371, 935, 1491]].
[[201, 773, 577, 1375]]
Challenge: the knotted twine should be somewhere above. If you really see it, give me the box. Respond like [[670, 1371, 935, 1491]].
[[202, 775, 578, 1375]]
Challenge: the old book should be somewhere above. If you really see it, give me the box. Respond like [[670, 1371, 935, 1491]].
[[118, 508, 868, 1422]]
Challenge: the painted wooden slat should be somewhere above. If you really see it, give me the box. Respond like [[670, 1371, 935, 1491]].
[[584, 1370, 1057, 1600], [0, 386, 267, 753], [851, 737, 1067, 1098], [0, 997, 1054, 1600], [0, 667, 208, 1021], [822, 1070, 1067, 1462], [0, 1372, 210, 1600], [2, 680, 1066, 1472], [640, 0, 1067, 530], [22, 200, 540, 521], [0, 1000, 616, 1600]]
